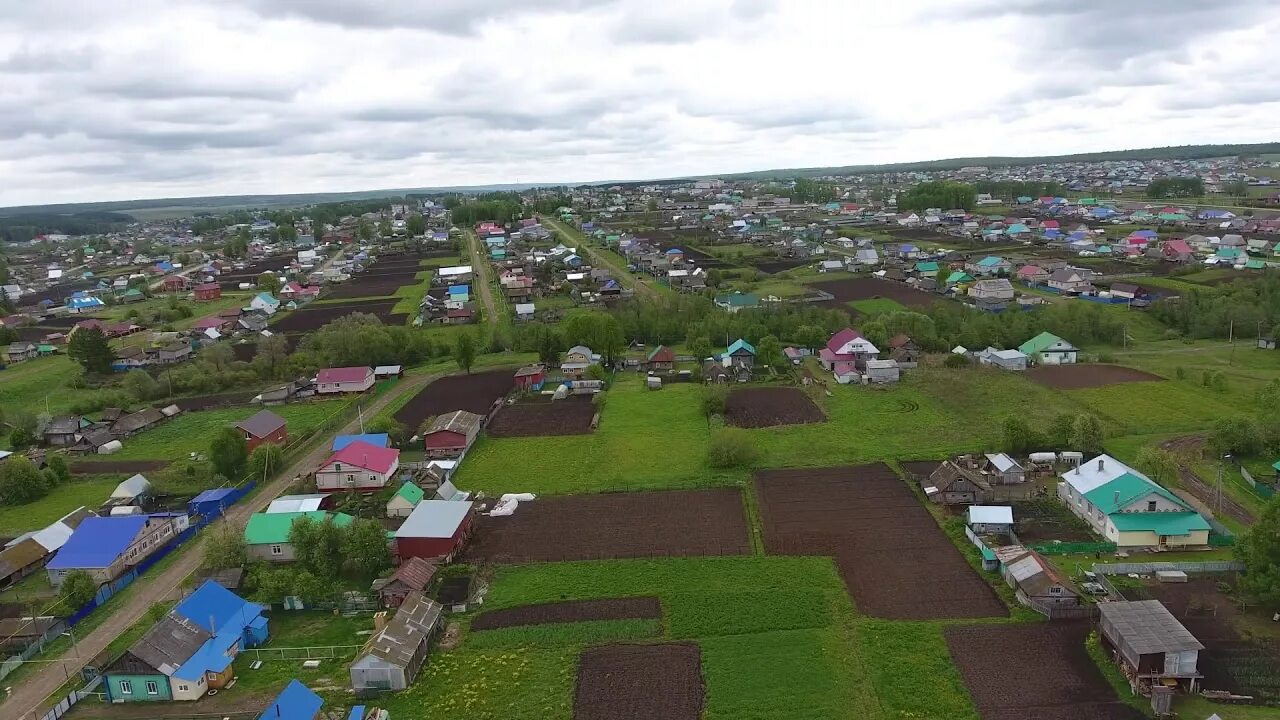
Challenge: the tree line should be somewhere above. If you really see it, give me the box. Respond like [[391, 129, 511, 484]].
[[1149, 273, 1280, 340], [972, 180, 1065, 199], [1145, 177, 1205, 198], [897, 181, 975, 212]]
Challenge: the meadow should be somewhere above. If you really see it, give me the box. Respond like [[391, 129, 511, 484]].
[[109, 400, 347, 460], [0, 476, 120, 535]]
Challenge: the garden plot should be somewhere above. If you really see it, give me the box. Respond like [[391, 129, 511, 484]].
[[945, 622, 1142, 720], [752, 258, 810, 274], [1009, 499, 1097, 544], [755, 464, 1006, 620], [471, 597, 661, 631], [486, 395, 596, 437], [271, 298, 401, 332], [464, 488, 751, 563], [392, 369, 514, 429], [725, 387, 825, 429], [573, 643, 704, 720], [1026, 364, 1164, 389], [806, 276, 942, 310], [324, 274, 419, 299]]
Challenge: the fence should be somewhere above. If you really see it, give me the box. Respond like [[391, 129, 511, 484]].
[[1028, 541, 1117, 555], [1208, 534, 1237, 547], [1240, 466, 1276, 499], [1092, 561, 1244, 575], [1025, 596, 1100, 620], [37, 674, 101, 720], [247, 644, 364, 662]]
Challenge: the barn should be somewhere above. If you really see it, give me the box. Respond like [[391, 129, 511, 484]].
[[513, 365, 545, 391], [394, 500, 474, 561], [422, 411, 482, 459], [234, 409, 288, 452]]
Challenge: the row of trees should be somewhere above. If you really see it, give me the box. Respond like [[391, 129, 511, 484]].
[[1146, 176, 1205, 198], [1001, 413, 1105, 455], [1149, 274, 1280, 340], [897, 181, 975, 213], [972, 180, 1065, 199], [855, 302, 1127, 356]]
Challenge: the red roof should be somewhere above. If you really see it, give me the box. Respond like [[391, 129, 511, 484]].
[[833, 361, 858, 376], [447, 308, 472, 318], [192, 316, 224, 330], [316, 366, 372, 384], [194, 282, 219, 292], [75, 319, 106, 331], [1163, 239, 1193, 254], [1041, 220, 1059, 229], [825, 328, 863, 354], [322, 440, 399, 475], [1017, 265, 1043, 276], [887, 334, 911, 349]]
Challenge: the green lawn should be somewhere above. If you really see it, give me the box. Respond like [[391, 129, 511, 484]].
[[0, 477, 120, 535], [848, 297, 906, 315], [1067, 379, 1245, 434], [0, 355, 83, 415], [110, 401, 348, 461]]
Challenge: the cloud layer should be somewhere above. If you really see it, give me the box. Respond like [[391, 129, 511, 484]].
[[1, 0, 1278, 205]]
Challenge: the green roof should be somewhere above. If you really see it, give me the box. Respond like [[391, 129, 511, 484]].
[[726, 338, 756, 356], [1079, 197, 1098, 205], [394, 482, 424, 505], [244, 511, 354, 544], [977, 256, 1003, 267], [1246, 259, 1265, 270], [946, 271, 974, 284], [646, 345, 670, 362], [716, 293, 759, 307], [1018, 331, 1073, 356], [1272, 460, 1280, 472], [1084, 472, 1190, 515], [915, 261, 939, 272], [1109, 511, 1210, 536]]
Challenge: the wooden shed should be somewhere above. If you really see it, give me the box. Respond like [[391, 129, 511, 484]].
[[1099, 600, 1203, 691]]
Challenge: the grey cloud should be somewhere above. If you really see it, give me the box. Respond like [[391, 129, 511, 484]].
[[0, 45, 99, 73], [241, 0, 619, 34], [86, 76, 298, 102]]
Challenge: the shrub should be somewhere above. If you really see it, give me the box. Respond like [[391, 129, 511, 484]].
[[702, 385, 729, 417], [708, 428, 758, 468], [942, 353, 968, 369]]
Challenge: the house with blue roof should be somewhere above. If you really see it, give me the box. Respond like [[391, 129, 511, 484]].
[[66, 295, 105, 313], [103, 580, 268, 702], [258, 680, 324, 720], [46, 514, 186, 587]]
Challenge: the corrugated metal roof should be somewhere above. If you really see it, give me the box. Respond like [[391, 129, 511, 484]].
[[1101, 600, 1203, 654], [395, 501, 472, 539]]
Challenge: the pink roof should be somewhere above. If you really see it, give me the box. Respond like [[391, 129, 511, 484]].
[[192, 316, 224, 330], [282, 281, 303, 293], [1164, 239, 1193, 254], [1041, 220, 1059, 229], [784, 347, 803, 358], [194, 282, 219, 291], [322, 440, 399, 475], [316, 366, 372, 384], [818, 348, 853, 363], [833, 362, 858, 375], [825, 328, 863, 354], [1016, 265, 1043, 276]]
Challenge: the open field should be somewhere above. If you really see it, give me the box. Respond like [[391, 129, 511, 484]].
[[107, 400, 346, 460], [465, 488, 750, 563], [0, 355, 83, 416], [1068, 379, 1244, 434], [0, 477, 120, 535], [487, 395, 596, 437], [574, 643, 704, 720], [470, 597, 661, 631], [755, 464, 1007, 620], [392, 368, 513, 429], [848, 297, 906, 315], [1025, 363, 1165, 389], [271, 297, 404, 332], [725, 387, 825, 428], [945, 622, 1142, 720]]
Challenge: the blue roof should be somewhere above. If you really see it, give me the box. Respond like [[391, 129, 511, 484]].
[[348, 706, 366, 720], [255, 292, 279, 305], [47, 516, 149, 569], [447, 285, 469, 294], [665, 248, 683, 255], [1133, 229, 1157, 238], [259, 680, 323, 720], [67, 296, 103, 309], [602, 280, 620, 290], [332, 433, 390, 451], [191, 488, 237, 503], [726, 338, 756, 356], [174, 580, 265, 636]]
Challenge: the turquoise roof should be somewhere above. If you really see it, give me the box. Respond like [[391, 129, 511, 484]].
[[726, 338, 756, 356], [977, 256, 1003, 267], [1217, 247, 1243, 259], [1084, 472, 1189, 515], [915, 261, 939, 272], [946, 271, 973, 284], [716, 293, 759, 307], [1272, 459, 1280, 471], [1109, 512, 1210, 536]]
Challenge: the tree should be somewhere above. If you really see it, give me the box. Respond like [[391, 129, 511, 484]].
[[246, 443, 285, 481], [277, 224, 299, 244], [794, 324, 825, 351], [343, 518, 392, 577], [258, 272, 281, 295], [1002, 416, 1035, 455], [358, 218, 374, 242], [701, 384, 728, 418], [1134, 446, 1179, 485], [708, 428, 759, 468], [1069, 414, 1105, 454], [1236, 495, 1280, 608], [203, 523, 247, 570], [122, 369, 161, 401], [0, 456, 48, 504], [253, 333, 290, 379], [942, 353, 968, 368], [1048, 412, 1077, 448], [453, 330, 477, 373], [406, 214, 426, 237], [1209, 416, 1263, 458], [67, 327, 113, 374], [1223, 180, 1249, 199], [46, 454, 70, 483], [289, 515, 344, 578], [378, 219, 393, 237], [688, 335, 713, 361], [537, 329, 563, 367], [57, 570, 98, 612], [366, 417, 407, 447], [756, 334, 784, 369], [898, 181, 975, 212], [1146, 176, 1205, 199], [209, 427, 248, 480]]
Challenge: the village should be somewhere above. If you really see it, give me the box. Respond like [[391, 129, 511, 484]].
[[2, 151, 1280, 720]]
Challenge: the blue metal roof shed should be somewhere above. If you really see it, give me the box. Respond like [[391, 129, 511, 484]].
[[189, 487, 238, 518], [258, 680, 323, 720], [46, 516, 149, 570]]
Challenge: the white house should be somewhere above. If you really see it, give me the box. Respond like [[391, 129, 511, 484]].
[[1018, 332, 1078, 365], [1057, 455, 1210, 548], [250, 292, 281, 316], [315, 366, 375, 394], [314, 441, 400, 492]]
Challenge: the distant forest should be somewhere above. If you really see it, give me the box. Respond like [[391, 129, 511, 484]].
[[0, 211, 135, 243]]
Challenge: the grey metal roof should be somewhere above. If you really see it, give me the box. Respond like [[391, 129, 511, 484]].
[[1100, 600, 1204, 654], [395, 500, 473, 539], [235, 409, 287, 438], [129, 614, 210, 676]]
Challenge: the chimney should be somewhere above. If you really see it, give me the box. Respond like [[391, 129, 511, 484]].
[[1097, 458, 1104, 472], [1114, 490, 1120, 507]]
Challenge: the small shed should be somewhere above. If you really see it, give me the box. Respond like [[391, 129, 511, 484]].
[[421, 410, 483, 459], [386, 482, 425, 518], [373, 365, 403, 379], [514, 365, 546, 391], [259, 679, 323, 720], [1099, 600, 1203, 690], [967, 505, 1014, 534], [350, 592, 443, 692], [371, 556, 437, 608], [111, 474, 152, 502], [188, 488, 239, 520], [234, 409, 288, 453]]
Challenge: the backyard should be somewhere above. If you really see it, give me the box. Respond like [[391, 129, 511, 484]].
[[107, 400, 348, 460]]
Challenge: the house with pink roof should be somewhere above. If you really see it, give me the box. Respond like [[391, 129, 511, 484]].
[[817, 328, 880, 370], [1016, 264, 1049, 285], [315, 440, 400, 491], [315, 366, 375, 394], [1161, 239, 1194, 263]]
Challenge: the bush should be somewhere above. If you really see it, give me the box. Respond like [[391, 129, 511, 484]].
[[1096, 352, 1116, 363], [58, 570, 98, 613], [708, 428, 758, 468], [943, 353, 968, 369], [702, 385, 729, 418], [1175, 366, 1187, 380]]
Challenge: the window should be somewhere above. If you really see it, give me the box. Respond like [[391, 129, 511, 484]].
[[120, 680, 133, 695], [334, 463, 342, 472], [346, 474, 355, 485], [1049, 586, 1062, 595], [1147, 500, 1157, 512], [177, 684, 188, 692], [270, 544, 283, 556], [146, 681, 159, 696]]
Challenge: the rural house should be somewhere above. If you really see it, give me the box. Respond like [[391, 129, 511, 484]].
[[513, 365, 546, 391], [887, 335, 920, 367], [422, 410, 483, 459], [561, 345, 599, 378], [386, 482, 425, 518], [998, 547, 1081, 609], [371, 556, 436, 608], [1058, 455, 1210, 548], [965, 256, 1012, 276], [977, 347, 1028, 371], [713, 291, 760, 313], [102, 580, 268, 703], [316, 366, 375, 394], [645, 345, 676, 371], [193, 283, 221, 301], [0, 538, 51, 589], [925, 462, 992, 505], [350, 591, 443, 692], [6, 342, 38, 363], [966, 505, 1014, 534], [234, 409, 288, 452], [332, 433, 389, 451], [43, 416, 86, 446], [1099, 600, 1203, 691], [1046, 268, 1093, 294], [243, 511, 354, 562], [250, 292, 280, 315], [818, 328, 879, 370], [968, 278, 1014, 308], [46, 514, 185, 587], [864, 359, 900, 384], [1018, 332, 1078, 365], [315, 441, 400, 491], [394, 500, 474, 562]]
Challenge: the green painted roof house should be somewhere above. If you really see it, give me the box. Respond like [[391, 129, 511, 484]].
[[915, 261, 940, 274], [946, 270, 974, 284], [1017, 331, 1078, 360], [977, 256, 1003, 268], [1084, 472, 1190, 515], [715, 292, 759, 309], [244, 511, 354, 545], [1246, 259, 1265, 270], [1079, 197, 1098, 206], [726, 338, 756, 357], [395, 482, 424, 505], [1158, 212, 1189, 222]]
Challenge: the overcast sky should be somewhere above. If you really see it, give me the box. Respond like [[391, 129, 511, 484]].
[[1, 0, 1278, 206]]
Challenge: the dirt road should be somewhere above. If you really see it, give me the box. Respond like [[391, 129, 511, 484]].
[[541, 216, 659, 299], [5, 374, 436, 720], [1159, 436, 1256, 526], [462, 229, 499, 326]]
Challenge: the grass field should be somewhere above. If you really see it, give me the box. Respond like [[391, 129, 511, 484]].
[[0, 476, 120, 535], [0, 355, 84, 415], [848, 297, 906, 315], [109, 400, 348, 460]]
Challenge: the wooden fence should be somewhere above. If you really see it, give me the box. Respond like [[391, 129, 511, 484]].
[[1093, 560, 1244, 575]]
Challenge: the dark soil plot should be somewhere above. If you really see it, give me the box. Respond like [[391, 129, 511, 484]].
[[24, 280, 97, 306], [465, 488, 751, 564], [471, 597, 661, 631], [899, 460, 942, 479], [33, 315, 107, 328], [806, 276, 943, 310], [752, 258, 810, 274], [724, 387, 824, 429], [157, 391, 258, 412], [13, 327, 56, 341], [1010, 499, 1097, 543], [574, 643, 704, 720], [392, 369, 513, 429], [486, 396, 596, 437], [71, 459, 169, 474], [270, 300, 399, 332], [755, 464, 1006, 620], [883, 227, 963, 244], [945, 623, 1142, 720], [323, 276, 417, 299], [1025, 364, 1164, 390], [1122, 578, 1280, 701]]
